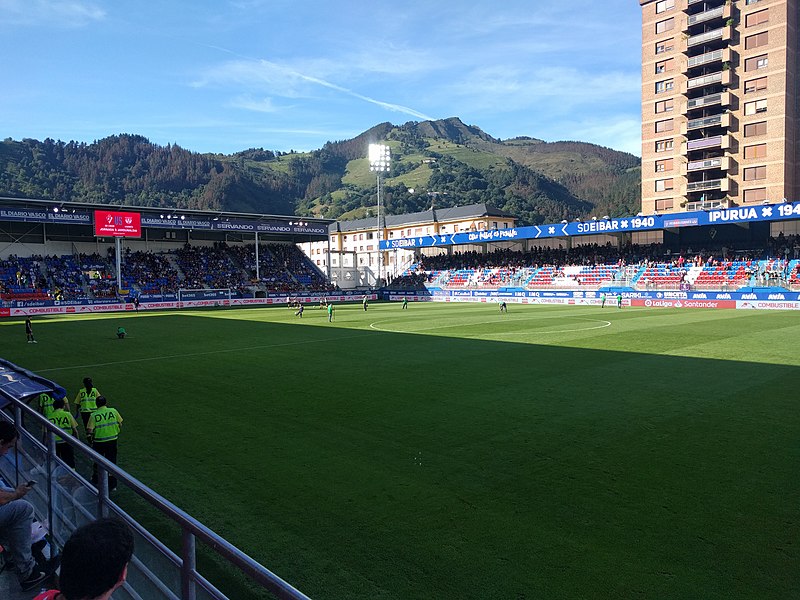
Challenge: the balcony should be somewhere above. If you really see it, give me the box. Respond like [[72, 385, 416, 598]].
[[682, 113, 729, 134], [686, 91, 730, 110], [685, 70, 731, 92], [685, 198, 731, 211], [685, 26, 731, 50], [682, 156, 730, 175], [684, 134, 730, 152], [683, 2, 731, 31], [686, 48, 729, 69], [685, 6, 726, 30], [686, 178, 729, 193]]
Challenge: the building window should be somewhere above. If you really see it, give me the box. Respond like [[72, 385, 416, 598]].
[[655, 119, 674, 133], [366, 232, 373, 239], [655, 0, 675, 13], [655, 159, 673, 173], [743, 166, 767, 181], [656, 17, 674, 34], [655, 59, 674, 74], [744, 121, 767, 137], [744, 54, 768, 71], [655, 199, 674, 211], [745, 9, 769, 27], [744, 144, 767, 159], [744, 99, 768, 115], [655, 39, 674, 54], [655, 139, 674, 152], [655, 78, 674, 94], [745, 0, 762, 4], [744, 76, 768, 93], [743, 188, 767, 203], [745, 31, 769, 50], [655, 178, 674, 192], [655, 99, 674, 113]]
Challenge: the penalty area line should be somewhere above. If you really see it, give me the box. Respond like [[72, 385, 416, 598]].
[[369, 316, 612, 335]]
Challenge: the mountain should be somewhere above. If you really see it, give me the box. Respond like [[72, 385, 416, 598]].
[[0, 118, 641, 225]]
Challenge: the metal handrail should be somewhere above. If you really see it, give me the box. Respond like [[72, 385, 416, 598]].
[[2, 396, 312, 600]]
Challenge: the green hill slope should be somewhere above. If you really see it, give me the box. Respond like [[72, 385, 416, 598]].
[[0, 118, 641, 225]]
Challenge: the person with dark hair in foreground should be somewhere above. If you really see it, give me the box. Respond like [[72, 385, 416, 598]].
[[0, 421, 57, 591], [34, 517, 134, 600]]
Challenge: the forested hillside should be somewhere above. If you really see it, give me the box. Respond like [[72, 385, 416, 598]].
[[0, 117, 641, 225]]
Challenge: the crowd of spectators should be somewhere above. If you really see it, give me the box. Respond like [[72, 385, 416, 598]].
[[0, 255, 48, 299], [229, 243, 336, 293], [118, 250, 179, 294], [1, 235, 798, 302], [175, 243, 250, 293], [405, 239, 800, 290]]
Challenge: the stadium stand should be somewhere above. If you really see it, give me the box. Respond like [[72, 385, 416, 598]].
[[3, 236, 799, 302]]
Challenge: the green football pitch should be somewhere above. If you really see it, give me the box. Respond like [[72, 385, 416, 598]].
[[1, 303, 798, 600]]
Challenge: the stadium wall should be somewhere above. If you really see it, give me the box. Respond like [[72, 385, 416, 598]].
[[387, 290, 800, 311], [0, 292, 378, 317], [3, 289, 798, 315]]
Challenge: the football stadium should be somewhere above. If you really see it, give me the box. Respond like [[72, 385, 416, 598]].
[[1, 0, 799, 597], [0, 193, 798, 600]]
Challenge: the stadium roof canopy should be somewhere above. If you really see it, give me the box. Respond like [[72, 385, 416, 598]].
[[0, 196, 334, 243], [332, 202, 515, 233]]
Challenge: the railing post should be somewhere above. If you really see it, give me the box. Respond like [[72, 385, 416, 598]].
[[97, 466, 109, 518], [46, 431, 56, 537], [181, 529, 197, 600]]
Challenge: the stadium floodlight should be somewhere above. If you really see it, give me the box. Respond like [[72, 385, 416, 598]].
[[368, 143, 390, 287]]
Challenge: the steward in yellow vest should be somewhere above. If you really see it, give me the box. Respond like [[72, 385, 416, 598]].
[[74, 377, 101, 428], [48, 398, 79, 468], [87, 396, 123, 491]]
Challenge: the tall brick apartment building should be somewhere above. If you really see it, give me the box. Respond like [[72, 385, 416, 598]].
[[640, 0, 798, 214]]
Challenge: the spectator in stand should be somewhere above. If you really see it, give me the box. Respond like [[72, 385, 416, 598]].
[[0, 422, 59, 591], [33, 517, 134, 600]]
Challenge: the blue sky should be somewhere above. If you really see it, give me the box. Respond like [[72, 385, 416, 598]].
[[0, 0, 643, 157]]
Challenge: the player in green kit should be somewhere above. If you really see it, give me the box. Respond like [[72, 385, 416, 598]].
[[600, 293, 606, 308], [617, 293, 622, 308], [402, 296, 408, 309], [327, 302, 334, 322]]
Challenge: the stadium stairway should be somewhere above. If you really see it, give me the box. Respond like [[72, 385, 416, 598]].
[[0, 564, 44, 600], [164, 252, 186, 284]]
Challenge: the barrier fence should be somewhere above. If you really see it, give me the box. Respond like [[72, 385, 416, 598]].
[[0, 360, 311, 600]]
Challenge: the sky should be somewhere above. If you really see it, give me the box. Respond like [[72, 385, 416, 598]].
[[0, 0, 644, 157]]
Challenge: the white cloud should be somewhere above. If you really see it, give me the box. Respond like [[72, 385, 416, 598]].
[[443, 66, 640, 114], [228, 95, 282, 113], [0, 0, 105, 26], [194, 57, 435, 121], [566, 117, 642, 156]]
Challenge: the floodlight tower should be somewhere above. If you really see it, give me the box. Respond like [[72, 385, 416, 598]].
[[368, 143, 390, 287]]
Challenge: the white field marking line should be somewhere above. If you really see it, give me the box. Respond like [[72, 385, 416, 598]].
[[369, 315, 612, 335], [35, 332, 375, 374], [484, 319, 612, 335]]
